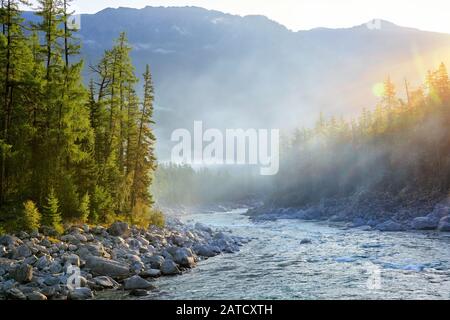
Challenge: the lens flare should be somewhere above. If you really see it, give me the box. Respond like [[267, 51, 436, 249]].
[[372, 83, 385, 98]]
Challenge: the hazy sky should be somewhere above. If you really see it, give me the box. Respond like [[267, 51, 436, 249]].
[[60, 0, 450, 33]]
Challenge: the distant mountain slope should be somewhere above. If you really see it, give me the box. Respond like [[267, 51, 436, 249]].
[[24, 7, 450, 159]]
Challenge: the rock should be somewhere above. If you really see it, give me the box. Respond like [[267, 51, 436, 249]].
[[108, 222, 130, 237], [43, 276, 61, 286], [129, 289, 149, 297], [40, 286, 56, 298], [6, 288, 26, 300], [123, 275, 154, 290], [23, 255, 38, 266], [36, 255, 52, 270], [411, 216, 438, 230], [375, 220, 405, 232], [0, 245, 6, 257], [40, 226, 59, 237], [144, 255, 165, 269], [160, 260, 181, 275], [85, 256, 130, 279], [92, 276, 118, 289], [300, 239, 312, 245], [195, 223, 213, 234], [62, 253, 80, 267], [193, 244, 220, 257], [48, 261, 63, 274], [26, 291, 48, 300], [0, 235, 19, 246], [12, 244, 32, 259], [10, 264, 33, 283], [173, 248, 196, 268], [77, 243, 107, 260], [438, 216, 450, 232], [69, 287, 93, 300], [140, 269, 161, 278]]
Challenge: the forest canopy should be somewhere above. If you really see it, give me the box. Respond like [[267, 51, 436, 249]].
[[0, 0, 160, 232]]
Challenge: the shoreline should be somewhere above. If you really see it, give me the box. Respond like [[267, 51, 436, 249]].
[[247, 194, 450, 233], [0, 217, 248, 300]]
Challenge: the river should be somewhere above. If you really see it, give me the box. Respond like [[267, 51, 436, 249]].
[[103, 208, 450, 300]]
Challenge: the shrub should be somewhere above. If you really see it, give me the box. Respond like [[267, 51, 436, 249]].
[[42, 188, 64, 234], [23, 200, 41, 232], [79, 192, 90, 223], [130, 202, 165, 228]]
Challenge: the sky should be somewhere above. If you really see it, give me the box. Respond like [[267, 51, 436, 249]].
[[54, 0, 450, 33]]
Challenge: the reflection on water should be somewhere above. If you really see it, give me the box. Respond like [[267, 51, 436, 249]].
[[100, 209, 450, 300]]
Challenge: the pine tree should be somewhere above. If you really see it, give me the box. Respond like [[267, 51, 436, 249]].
[[23, 200, 41, 232], [42, 187, 63, 233]]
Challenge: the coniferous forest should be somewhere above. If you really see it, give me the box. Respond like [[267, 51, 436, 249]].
[[271, 65, 450, 213], [0, 1, 160, 233]]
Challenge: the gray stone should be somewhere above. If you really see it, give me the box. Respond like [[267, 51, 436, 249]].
[[144, 255, 165, 269], [129, 289, 149, 297], [48, 261, 63, 274], [85, 256, 130, 279], [195, 223, 213, 234], [123, 275, 154, 290], [411, 216, 438, 230], [61, 234, 80, 245], [23, 255, 38, 266], [6, 288, 26, 300], [0, 245, 7, 257], [173, 248, 196, 268], [300, 239, 312, 245], [108, 222, 130, 237], [0, 235, 19, 246], [62, 253, 80, 267], [44, 276, 61, 286], [140, 268, 161, 278], [438, 216, 450, 232], [69, 287, 93, 300], [193, 244, 220, 257], [92, 276, 118, 289], [26, 291, 48, 300], [77, 243, 107, 260], [10, 264, 33, 283], [12, 245, 32, 259], [36, 255, 52, 270], [160, 260, 181, 275]]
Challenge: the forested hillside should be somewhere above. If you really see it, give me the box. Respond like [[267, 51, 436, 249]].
[[0, 0, 160, 233], [272, 64, 450, 212]]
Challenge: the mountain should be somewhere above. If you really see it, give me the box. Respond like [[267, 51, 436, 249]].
[[24, 7, 450, 159]]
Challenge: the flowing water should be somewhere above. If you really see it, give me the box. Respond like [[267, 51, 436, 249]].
[[104, 209, 450, 300]]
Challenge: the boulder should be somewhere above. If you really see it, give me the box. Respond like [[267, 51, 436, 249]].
[[375, 220, 405, 232], [300, 239, 312, 245], [26, 291, 48, 300], [85, 256, 130, 279], [12, 245, 32, 259], [129, 289, 149, 297], [160, 260, 181, 275], [69, 287, 93, 300], [140, 269, 161, 278], [36, 255, 52, 270], [195, 223, 213, 234], [144, 255, 165, 269], [438, 216, 450, 232], [6, 288, 26, 300], [10, 263, 33, 283], [123, 275, 154, 290], [108, 222, 130, 237], [173, 248, 196, 268], [92, 276, 119, 289], [62, 253, 80, 267], [193, 244, 220, 257], [77, 243, 107, 260], [0, 235, 19, 246], [411, 216, 438, 230]]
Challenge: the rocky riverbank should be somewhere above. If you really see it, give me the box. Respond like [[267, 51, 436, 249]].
[[0, 218, 248, 300], [247, 192, 450, 233]]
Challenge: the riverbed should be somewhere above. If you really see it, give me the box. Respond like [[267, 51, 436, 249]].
[[103, 209, 450, 300]]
